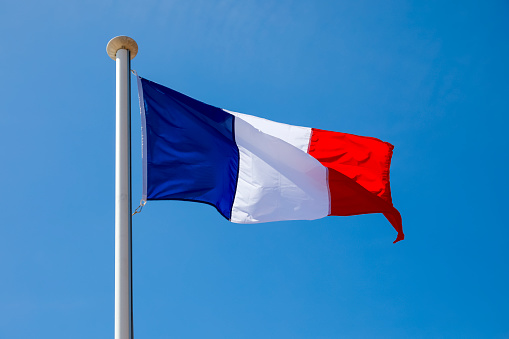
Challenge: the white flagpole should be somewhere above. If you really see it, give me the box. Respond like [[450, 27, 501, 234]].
[[106, 36, 138, 339]]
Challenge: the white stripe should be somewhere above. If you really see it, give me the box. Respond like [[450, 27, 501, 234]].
[[225, 110, 312, 153], [230, 115, 329, 223]]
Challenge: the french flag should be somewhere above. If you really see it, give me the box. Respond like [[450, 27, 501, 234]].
[[137, 77, 404, 243]]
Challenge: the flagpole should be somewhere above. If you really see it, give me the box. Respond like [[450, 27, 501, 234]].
[[107, 36, 138, 339]]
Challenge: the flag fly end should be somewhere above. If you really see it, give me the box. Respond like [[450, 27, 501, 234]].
[[393, 232, 405, 244]]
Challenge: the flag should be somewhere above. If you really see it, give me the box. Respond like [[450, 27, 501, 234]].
[[136, 76, 404, 243]]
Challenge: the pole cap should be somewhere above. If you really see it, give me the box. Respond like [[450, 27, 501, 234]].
[[106, 36, 138, 60]]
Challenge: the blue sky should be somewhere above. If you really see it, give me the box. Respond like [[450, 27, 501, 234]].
[[1, 1, 508, 338]]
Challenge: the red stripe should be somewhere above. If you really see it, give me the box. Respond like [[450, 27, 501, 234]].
[[308, 128, 404, 243]]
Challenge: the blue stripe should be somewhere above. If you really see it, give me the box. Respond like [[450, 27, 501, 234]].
[[140, 78, 239, 220]]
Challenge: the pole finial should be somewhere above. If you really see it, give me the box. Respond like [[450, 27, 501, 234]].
[[106, 36, 138, 60]]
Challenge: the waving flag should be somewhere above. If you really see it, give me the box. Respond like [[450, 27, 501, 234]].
[[137, 76, 404, 243]]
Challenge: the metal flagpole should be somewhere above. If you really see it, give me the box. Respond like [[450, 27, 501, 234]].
[[106, 36, 138, 339]]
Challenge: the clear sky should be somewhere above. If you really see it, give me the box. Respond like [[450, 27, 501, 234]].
[[1, 1, 508, 338]]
